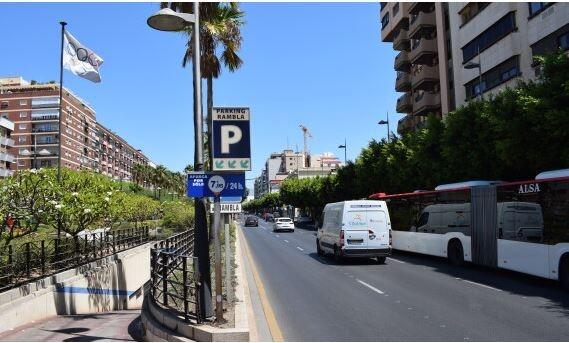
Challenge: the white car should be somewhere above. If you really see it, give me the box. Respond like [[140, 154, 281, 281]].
[[273, 217, 295, 232]]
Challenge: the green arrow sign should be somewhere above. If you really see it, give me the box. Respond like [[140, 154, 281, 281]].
[[215, 160, 225, 169], [228, 160, 237, 168]]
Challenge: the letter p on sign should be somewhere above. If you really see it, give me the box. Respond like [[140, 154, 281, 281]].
[[221, 125, 242, 153]]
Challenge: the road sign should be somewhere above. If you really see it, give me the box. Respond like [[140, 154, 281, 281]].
[[212, 107, 251, 171], [209, 202, 242, 214], [187, 172, 245, 198]]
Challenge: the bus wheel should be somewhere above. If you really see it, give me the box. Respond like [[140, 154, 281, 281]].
[[316, 240, 323, 256], [448, 240, 464, 266], [560, 256, 569, 291]]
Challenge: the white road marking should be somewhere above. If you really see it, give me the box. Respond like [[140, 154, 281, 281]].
[[356, 279, 384, 295], [284, 240, 289, 243], [296, 247, 304, 251], [455, 278, 502, 292], [387, 257, 405, 264], [276, 234, 280, 237]]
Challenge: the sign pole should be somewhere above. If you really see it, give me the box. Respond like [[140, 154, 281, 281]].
[[213, 194, 223, 321], [224, 216, 233, 303]]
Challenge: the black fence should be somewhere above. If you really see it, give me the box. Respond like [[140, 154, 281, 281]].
[[0, 227, 150, 292], [150, 230, 201, 324]]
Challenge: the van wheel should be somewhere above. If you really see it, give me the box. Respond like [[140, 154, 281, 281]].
[[560, 256, 569, 291], [376, 256, 386, 264], [448, 240, 464, 266], [333, 246, 343, 264], [316, 240, 323, 256]]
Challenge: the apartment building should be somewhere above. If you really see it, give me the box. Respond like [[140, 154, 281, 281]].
[[0, 76, 151, 180], [96, 123, 150, 181], [381, 2, 455, 134], [381, 3, 569, 135], [254, 149, 342, 198], [0, 117, 15, 177], [448, 2, 569, 105]]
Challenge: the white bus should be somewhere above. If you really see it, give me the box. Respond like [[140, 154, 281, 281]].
[[369, 169, 569, 290]]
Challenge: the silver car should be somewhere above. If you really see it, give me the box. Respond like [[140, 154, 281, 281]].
[[273, 217, 295, 232]]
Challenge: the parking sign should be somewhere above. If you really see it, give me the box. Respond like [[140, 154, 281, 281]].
[[212, 107, 251, 171]]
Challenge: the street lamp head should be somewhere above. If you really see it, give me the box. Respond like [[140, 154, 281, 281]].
[[338, 145, 346, 149], [38, 149, 51, 156], [147, 8, 195, 32], [20, 149, 31, 156], [378, 120, 388, 125], [464, 61, 480, 69]]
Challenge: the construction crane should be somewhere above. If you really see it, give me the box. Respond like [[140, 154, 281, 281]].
[[299, 124, 313, 167]]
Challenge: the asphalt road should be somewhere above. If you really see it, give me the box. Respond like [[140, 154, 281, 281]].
[[0, 311, 143, 342], [242, 218, 569, 341]]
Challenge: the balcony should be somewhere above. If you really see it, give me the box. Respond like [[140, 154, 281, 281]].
[[395, 72, 411, 92], [408, 11, 436, 40], [393, 29, 409, 51], [32, 127, 58, 133], [0, 152, 15, 163], [31, 98, 60, 109], [396, 93, 413, 114], [394, 51, 411, 72], [32, 114, 59, 121], [409, 38, 437, 66], [412, 92, 441, 117], [411, 65, 440, 91], [409, 2, 434, 15], [397, 116, 417, 134], [0, 136, 15, 147]]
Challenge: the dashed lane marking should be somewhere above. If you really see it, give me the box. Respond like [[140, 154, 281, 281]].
[[284, 240, 289, 243], [296, 247, 304, 252], [356, 279, 384, 295], [455, 278, 502, 292], [387, 257, 405, 264]]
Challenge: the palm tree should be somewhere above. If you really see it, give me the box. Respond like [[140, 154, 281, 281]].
[[161, 2, 244, 169], [153, 165, 169, 199]]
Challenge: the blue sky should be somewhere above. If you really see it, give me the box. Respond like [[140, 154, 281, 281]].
[[0, 2, 398, 190]]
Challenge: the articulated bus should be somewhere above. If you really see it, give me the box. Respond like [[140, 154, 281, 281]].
[[369, 169, 569, 290]]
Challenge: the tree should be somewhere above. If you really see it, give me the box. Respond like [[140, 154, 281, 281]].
[[0, 169, 57, 247], [162, 2, 244, 168]]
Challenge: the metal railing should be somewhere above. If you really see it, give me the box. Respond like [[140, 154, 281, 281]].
[[0, 227, 150, 292], [150, 230, 201, 323]]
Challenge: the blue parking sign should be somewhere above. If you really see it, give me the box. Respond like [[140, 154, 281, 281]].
[[187, 172, 245, 198], [212, 107, 251, 171]]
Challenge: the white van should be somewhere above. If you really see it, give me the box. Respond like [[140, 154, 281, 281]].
[[317, 200, 392, 263]]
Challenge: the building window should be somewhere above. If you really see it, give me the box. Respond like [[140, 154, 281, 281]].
[[528, 2, 552, 18], [559, 32, 569, 50], [461, 11, 516, 63], [393, 3, 399, 16], [464, 56, 520, 99], [459, 2, 489, 27], [18, 124, 27, 130], [18, 136, 26, 143], [381, 12, 389, 30], [380, 2, 387, 11], [19, 112, 27, 118]]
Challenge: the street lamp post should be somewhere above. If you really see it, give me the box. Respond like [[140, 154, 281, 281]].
[[338, 139, 347, 165], [464, 45, 483, 100], [378, 111, 390, 143], [147, 3, 213, 321]]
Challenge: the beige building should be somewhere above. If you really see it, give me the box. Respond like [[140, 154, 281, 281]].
[[381, 2, 569, 134], [448, 2, 569, 106], [381, 2, 455, 134], [0, 117, 15, 177]]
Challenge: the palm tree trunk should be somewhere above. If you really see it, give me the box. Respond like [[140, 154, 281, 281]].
[[207, 76, 213, 171]]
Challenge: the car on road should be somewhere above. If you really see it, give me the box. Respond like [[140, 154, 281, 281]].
[[265, 213, 275, 222], [317, 200, 392, 264], [273, 217, 295, 232], [244, 216, 259, 227]]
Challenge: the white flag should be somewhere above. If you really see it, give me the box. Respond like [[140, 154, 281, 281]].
[[62, 31, 103, 83]]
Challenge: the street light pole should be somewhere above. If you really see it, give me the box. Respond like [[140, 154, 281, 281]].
[[147, 3, 213, 320], [338, 139, 347, 165], [378, 112, 390, 143]]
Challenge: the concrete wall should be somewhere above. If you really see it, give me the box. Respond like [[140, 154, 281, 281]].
[[0, 243, 150, 333]]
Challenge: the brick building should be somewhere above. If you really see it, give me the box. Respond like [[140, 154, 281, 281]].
[[0, 76, 150, 180]]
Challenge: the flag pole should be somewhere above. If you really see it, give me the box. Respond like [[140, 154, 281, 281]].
[[57, 21, 66, 239]]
